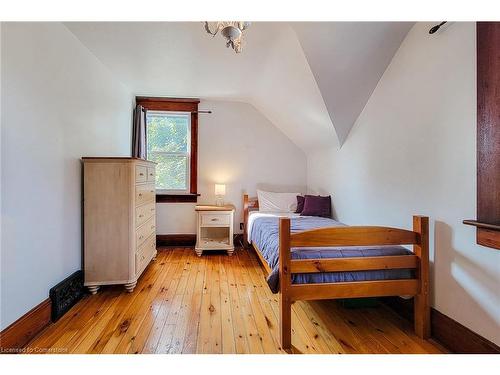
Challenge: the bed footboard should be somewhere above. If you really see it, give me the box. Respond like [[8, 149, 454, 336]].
[[278, 216, 430, 351]]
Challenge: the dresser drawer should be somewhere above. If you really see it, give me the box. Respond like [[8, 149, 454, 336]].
[[136, 184, 155, 206], [200, 213, 231, 226], [135, 165, 147, 183], [141, 233, 157, 258], [147, 167, 155, 183], [136, 217, 156, 248], [136, 234, 156, 275], [135, 246, 147, 275], [136, 202, 155, 227]]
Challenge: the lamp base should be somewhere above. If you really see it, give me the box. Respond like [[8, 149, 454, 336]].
[[215, 196, 224, 207]]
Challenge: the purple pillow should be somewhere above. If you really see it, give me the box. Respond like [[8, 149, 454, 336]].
[[300, 195, 332, 218], [295, 195, 305, 213]]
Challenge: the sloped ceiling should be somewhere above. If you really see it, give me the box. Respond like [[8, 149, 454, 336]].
[[65, 22, 412, 151], [294, 22, 412, 144]]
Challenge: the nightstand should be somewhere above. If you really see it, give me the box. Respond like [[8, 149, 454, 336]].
[[195, 204, 235, 256]]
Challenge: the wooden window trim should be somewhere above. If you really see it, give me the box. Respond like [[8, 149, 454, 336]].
[[136, 97, 200, 203], [463, 23, 500, 250]]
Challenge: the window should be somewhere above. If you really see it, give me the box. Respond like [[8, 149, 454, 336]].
[[147, 111, 191, 192], [136, 96, 199, 203]]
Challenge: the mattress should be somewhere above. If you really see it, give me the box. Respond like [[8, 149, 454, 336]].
[[248, 212, 414, 293]]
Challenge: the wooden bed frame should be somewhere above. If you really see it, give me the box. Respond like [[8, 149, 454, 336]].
[[243, 194, 430, 351]]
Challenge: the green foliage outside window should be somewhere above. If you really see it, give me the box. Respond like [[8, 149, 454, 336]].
[[146, 113, 190, 190]]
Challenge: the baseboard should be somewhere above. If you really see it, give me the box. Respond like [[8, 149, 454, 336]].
[[157, 234, 244, 247], [430, 308, 500, 354], [157, 234, 196, 247], [382, 297, 500, 353], [0, 299, 51, 352]]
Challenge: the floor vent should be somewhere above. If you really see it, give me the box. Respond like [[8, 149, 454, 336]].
[[49, 270, 85, 322]]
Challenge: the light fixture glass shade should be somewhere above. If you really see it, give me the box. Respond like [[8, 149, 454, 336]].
[[221, 26, 242, 40], [215, 184, 226, 196]]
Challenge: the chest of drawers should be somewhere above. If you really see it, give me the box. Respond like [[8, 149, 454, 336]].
[[82, 157, 157, 294]]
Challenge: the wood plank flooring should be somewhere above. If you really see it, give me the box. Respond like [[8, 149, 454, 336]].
[[27, 247, 446, 354]]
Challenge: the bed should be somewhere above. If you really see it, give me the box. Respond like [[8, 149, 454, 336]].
[[243, 194, 430, 351]]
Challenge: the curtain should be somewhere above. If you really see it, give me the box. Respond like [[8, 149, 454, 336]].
[[132, 104, 147, 159]]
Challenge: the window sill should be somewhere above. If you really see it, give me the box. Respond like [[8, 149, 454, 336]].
[[156, 193, 200, 203]]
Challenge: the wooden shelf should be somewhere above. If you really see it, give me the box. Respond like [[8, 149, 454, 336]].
[[463, 220, 500, 250]]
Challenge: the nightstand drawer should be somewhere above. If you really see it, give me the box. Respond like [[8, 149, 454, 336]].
[[201, 213, 231, 226]]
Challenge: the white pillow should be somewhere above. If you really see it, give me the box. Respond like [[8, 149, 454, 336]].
[[257, 190, 300, 213]]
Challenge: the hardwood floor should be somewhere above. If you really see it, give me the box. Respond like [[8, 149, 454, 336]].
[[27, 247, 446, 354]]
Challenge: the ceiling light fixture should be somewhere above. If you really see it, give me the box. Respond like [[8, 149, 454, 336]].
[[204, 22, 251, 53]]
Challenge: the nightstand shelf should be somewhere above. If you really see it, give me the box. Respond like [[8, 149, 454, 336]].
[[198, 237, 231, 247], [195, 204, 235, 256]]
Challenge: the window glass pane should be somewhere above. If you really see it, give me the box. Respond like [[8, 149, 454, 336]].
[[149, 153, 187, 190], [147, 113, 189, 153]]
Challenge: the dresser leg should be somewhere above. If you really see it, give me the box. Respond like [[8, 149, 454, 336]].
[[195, 249, 203, 257], [87, 286, 99, 295], [124, 281, 137, 293], [227, 249, 234, 256]]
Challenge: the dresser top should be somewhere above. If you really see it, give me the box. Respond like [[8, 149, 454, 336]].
[[195, 204, 235, 212], [82, 157, 156, 164]]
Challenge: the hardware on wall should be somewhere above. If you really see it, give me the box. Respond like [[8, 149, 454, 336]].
[[429, 22, 447, 34]]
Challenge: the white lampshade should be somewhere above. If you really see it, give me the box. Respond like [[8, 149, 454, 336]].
[[215, 184, 226, 196]]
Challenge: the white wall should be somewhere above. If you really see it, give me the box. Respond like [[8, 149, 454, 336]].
[[0, 23, 133, 329], [156, 100, 307, 234], [307, 22, 500, 345]]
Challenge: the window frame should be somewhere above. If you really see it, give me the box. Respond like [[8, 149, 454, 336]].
[[136, 96, 200, 203]]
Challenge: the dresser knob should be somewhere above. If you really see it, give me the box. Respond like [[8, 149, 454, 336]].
[[211, 218, 218, 221], [139, 193, 143, 197], [139, 173, 144, 176], [139, 214, 144, 218]]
